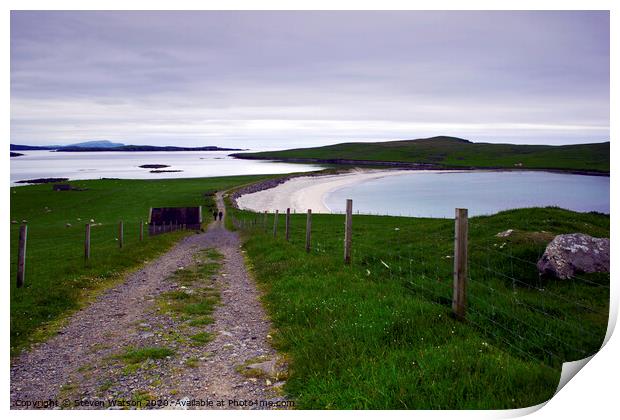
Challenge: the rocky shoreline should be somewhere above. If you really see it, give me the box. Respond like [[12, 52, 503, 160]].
[[15, 177, 70, 184], [228, 155, 610, 177]]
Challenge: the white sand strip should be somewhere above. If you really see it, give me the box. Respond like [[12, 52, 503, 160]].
[[236, 169, 413, 214]]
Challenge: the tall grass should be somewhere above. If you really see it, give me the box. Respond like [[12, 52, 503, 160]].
[[229, 205, 609, 408]]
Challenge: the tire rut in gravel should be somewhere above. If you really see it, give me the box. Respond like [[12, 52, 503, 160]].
[[11, 194, 287, 410]]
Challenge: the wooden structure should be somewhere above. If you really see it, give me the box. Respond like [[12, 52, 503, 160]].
[[452, 208, 468, 320], [344, 199, 353, 264], [16, 225, 27, 287], [148, 206, 202, 235]]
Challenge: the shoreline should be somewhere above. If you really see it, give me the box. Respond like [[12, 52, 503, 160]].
[[229, 155, 610, 178], [235, 169, 413, 213], [232, 167, 611, 214]]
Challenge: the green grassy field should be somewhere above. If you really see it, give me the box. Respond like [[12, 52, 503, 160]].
[[227, 205, 609, 409], [9, 175, 272, 357], [232, 136, 610, 173], [10, 174, 610, 409]]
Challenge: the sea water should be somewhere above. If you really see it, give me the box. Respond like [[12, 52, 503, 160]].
[[324, 170, 610, 217], [10, 150, 325, 186]]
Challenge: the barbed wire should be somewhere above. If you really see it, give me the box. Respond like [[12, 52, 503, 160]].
[[466, 292, 591, 358], [469, 260, 607, 316], [470, 243, 609, 288]]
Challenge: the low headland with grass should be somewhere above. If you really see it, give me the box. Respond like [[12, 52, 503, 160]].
[[231, 136, 610, 174]]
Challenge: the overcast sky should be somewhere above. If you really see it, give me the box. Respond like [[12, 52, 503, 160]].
[[10, 11, 609, 149]]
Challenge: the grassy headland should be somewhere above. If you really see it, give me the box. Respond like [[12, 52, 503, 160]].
[[10, 175, 272, 356], [231, 136, 610, 173], [227, 204, 609, 409]]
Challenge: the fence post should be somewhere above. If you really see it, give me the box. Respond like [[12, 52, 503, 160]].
[[285, 208, 291, 241], [16, 224, 27, 288], [140, 220, 144, 241], [306, 209, 312, 253], [273, 210, 279, 237], [119, 221, 124, 248], [452, 208, 468, 320], [344, 199, 353, 264], [85, 223, 91, 260]]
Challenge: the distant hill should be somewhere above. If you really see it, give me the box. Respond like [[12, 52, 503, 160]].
[[9, 141, 121, 150], [57, 145, 243, 152], [231, 136, 609, 174], [10, 142, 242, 152], [66, 140, 125, 148]]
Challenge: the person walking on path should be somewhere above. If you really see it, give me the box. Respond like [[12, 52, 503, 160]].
[[213, 210, 218, 221], [218, 211, 223, 221]]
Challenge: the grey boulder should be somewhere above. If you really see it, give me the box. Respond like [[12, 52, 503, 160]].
[[537, 233, 609, 279]]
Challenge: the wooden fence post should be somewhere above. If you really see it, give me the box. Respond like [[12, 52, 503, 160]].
[[140, 220, 144, 241], [306, 209, 312, 253], [16, 225, 27, 288], [119, 221, 124, 248], [285, 208, 291, 241], [452, 208, 468, 320], [273, 210, 279, 237], [344, 199, 353, 264], [84, 223, 91, 260]]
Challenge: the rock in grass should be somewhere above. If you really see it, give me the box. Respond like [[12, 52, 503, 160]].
[[496, 229, 514, 238], [537, 233, 610, 279], [246, 359, 277, 376]]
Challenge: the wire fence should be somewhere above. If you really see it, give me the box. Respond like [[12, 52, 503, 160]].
[[11, 219, 192, 290], [229, 202, 609, 370]]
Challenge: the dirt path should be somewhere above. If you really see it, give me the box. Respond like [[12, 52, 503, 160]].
[[11, 193, 288, 410]]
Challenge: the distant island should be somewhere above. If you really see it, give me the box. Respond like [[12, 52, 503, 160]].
[[10, 152, 24, 157], [10, 140, 243, 152], [139, 164, 170, 169], [230, 136, 610, 174]]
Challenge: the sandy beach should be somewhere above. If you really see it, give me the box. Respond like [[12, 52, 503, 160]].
[[235, 169, 413, 213]]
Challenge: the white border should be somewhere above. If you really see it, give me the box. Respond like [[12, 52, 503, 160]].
[[3, 2, 616, 419]]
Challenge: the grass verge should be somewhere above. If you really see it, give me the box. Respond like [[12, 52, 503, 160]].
[[229, 205, 609, 409]]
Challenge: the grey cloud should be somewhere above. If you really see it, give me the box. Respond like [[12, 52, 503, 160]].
[[10, 10, 609, 147]]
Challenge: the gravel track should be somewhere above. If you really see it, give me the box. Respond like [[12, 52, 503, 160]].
[[10, 192, 286, 410]]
